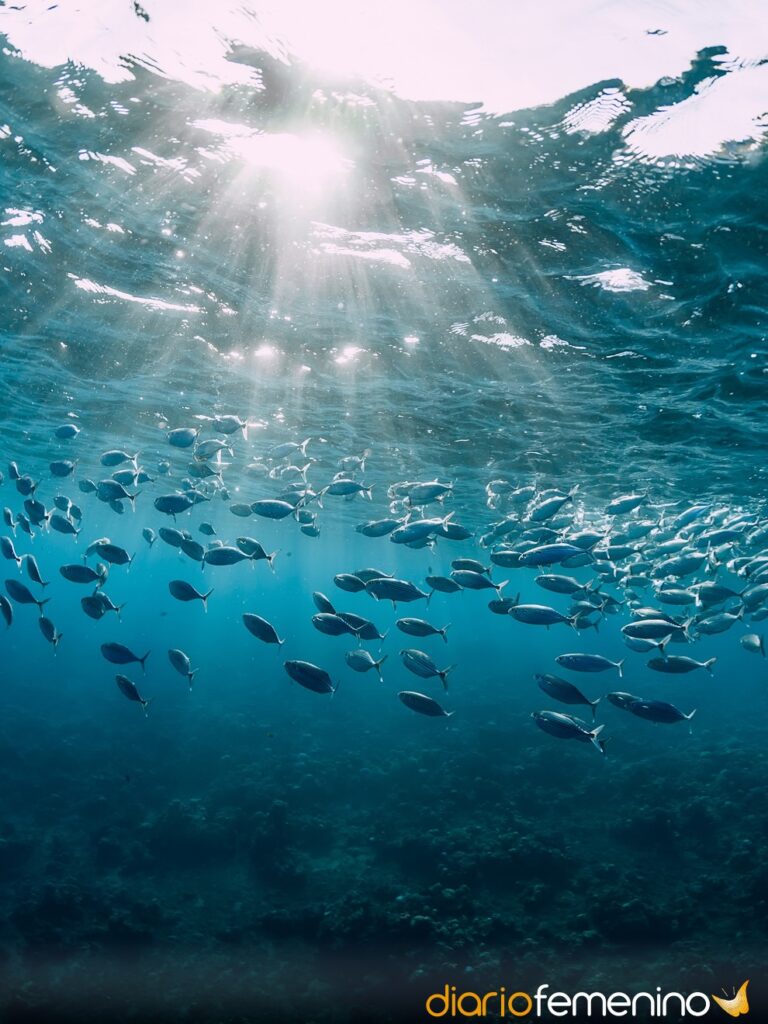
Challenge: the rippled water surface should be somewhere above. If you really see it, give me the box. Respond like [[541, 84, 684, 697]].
[[0, 3, 767, 1022]]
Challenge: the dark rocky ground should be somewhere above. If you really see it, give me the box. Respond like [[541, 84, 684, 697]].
[[1, 697, 765, 1024]]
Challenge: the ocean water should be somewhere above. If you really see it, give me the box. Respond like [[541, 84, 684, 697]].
[[0, 3, 767, 1022]]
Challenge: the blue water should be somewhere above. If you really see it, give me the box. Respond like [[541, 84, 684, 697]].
[[0, 3, 767, 1021]]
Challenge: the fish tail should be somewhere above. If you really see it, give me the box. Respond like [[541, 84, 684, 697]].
[[705, 658, 716, 675], [659, 633, 673, 653], [37, 598, 51, 615], [590, 697, 601, 721], [376, 654, 388, 681], [267, 550, 279, 572], [439, 665, 456, 691], [441, 624, 452, 643], [140, 651, 151, 673], [495, 579, 508, 594], [117, 603, 127, 622], [617, 659, 625, 678], [188, 669, 198, 688], [141, 697, 151, 717], [203, 589, 214, 611], [589, 723, 606, 753]]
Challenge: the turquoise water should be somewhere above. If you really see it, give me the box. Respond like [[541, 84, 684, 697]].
[[0, 3, 767, 1021]]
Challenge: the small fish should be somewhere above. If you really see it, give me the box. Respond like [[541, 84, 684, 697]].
[[39, 616, 63, 649], [345, 650, 387, 681], [606, 691, 643, 710], [509, 604, 574, 628], [356, 519, 400, 538], [154, 493, 194, 518], [312, 613, 358, 638], [399, 649, 454, 690], [54, 423, 80, 440], [250, 499, 295, 520], [78, 478, 97, 494], [740, 633, 765, 657], [81, 591, 123, 621], [1, 536, 22, 568], [312, 592, 335, 614], [365, 577, 431, 607], [243, 613, 284, 645], [425, 574, 463, 594], [204, 546, 252, 566], [5, 578, 50, 614], [450, 558, 490, 575], [91, 542, 133, 567], [626, 699, 696, 725], [60, 562, 106, 586], [24, 554, 49, 588], [647, 655, 716, 675], [101, 449, 138, 467], [168, 648, 197, 688], [334, 573, 366, 593], [531, 710, 606, 753], [555, 653, 624, 676], [115, 674, 150, 713], [142, 527, 156, 547], [284, 659, 335, 694], [167, 427, 199, 448], [0, 594, 12, 627], [235, 538, 277, 566], [229, 503, 253, 518], [398, 690, 453, 717], [102, 643, 150, 672], [168, 580, 212, 609], [450, 570, 506, 593], [199, 523, 216, 536], [396, 618, 450, 643], [535, 674, 600, 720], [50, 459, 76, 478], [49, 512, 80, 536]]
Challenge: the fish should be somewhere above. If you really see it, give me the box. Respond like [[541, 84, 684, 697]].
[[334, 573, 366, 593], [115, 674, 150, 712], [60, 564, 105, 585], [396, 618, 450, 643], [605, 494, 647, 515], [243, 613, 284, 645], [322, 479, 372, 499], [399, 649, 454, 690], [535, 674, 601, 720], [312, 592, 336, 614], [39, 616, 63, 649], [167, 427, 199, 448], [50, 459, 76, 478], [337, 613, 387, 641], [626, 699, 697, 725], [555, 653, 624, 676], [647, 656, 716, 675], [203, 546, 252, 566], [168, 580, 212, 609], [168, 648, 197, 688], [54, 423, 80, 439], [345, 650, 387, 681], [312, 613, 358, 637], [81, 591, 123, 621], [284, 660, 335, 694], [5, 579, 50, 614], [450, 570, 506, 593], [100, 450, 138, 466], [24, 554, 49, 588], [531, 710, 606, 753], [142, 527, 156, 547], [90, 542, 134, 566], [0, 595, 12, 628], [450, 558, 490, 575], [250, 499, 295, 520], [425, 575, 463, 594], [740, 633, 765, 657], [509, 604, 574, 628], [1, 536, 22, 568], [398, 691, 453, 717], [154, 493, 194, 518], [229, 503, 253, 518], [101, 643, 150, 672], [365, 577, 431, 607], [356, 519, 400, 537], [49, 512, 80, 536]]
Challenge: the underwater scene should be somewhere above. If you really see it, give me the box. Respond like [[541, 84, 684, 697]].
[[0, 2, 767, 1021]]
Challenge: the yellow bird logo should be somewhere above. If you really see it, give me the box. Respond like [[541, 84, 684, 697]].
[[711, 980, 749, 1017]]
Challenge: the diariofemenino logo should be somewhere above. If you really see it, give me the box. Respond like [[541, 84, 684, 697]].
[[425, 980, 749, 1018]]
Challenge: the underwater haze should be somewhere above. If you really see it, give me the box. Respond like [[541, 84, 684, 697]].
[[0, 2, 767, 1022]]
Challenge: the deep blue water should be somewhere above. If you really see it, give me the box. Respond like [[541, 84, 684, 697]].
[[0, 3, 767, 1022]]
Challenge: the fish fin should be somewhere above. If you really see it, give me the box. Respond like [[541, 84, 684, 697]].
[[141, 698, 151, 717], [617, 659, 624, 678], [140, 651, 151, 673], [590, 697, 601, 721], [202, 589, 214, 611], [589, 723, 605, 752], [705, 658, 716, 675], [188, 669, 198, 688], [441, 624, 452, 643], [267, 550, 279, 572], [495, 580, 508, 594], [37, 598, 51, 615], [439, 665, 456, 691], [659, 633, 673, 653]]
